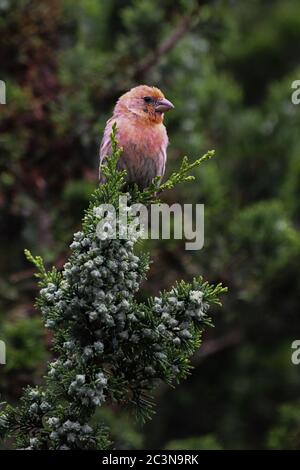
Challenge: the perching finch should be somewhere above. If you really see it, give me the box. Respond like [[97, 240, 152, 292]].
[[99, 85, 174, 189]]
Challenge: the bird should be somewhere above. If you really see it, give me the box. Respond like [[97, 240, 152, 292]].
[[99, 85, 174, 190]]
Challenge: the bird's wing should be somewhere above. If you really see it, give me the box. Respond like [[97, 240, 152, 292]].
[[157, 144, 167, 179], [99, 117, 115, 182]]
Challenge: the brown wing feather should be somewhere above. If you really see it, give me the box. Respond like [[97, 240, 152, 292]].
[[99, 117, 115, 183]]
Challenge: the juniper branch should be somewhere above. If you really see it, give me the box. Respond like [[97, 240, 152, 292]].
[[0, 127, 225, 450]]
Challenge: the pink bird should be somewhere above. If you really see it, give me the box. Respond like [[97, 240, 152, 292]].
[[99, 85, 174, 189]]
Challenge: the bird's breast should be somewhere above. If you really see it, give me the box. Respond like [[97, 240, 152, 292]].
[[117, 118, 168, 158], [114, 118, 168, 188]]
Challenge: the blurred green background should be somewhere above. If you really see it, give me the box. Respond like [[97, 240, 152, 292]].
[[1, 0, 300, 450]]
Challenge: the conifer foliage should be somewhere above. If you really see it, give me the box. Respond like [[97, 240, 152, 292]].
[[0, 128, 226, 449]]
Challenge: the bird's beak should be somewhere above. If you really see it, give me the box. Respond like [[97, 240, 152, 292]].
[[155, 98, 174, 113]]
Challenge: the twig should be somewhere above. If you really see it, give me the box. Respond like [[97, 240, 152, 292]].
[[134, 6, 201, 80], [192, 329, 243, 364], [154, 330, 242, 398]]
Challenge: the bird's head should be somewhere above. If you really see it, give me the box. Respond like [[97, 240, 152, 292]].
[[115, 85, 174, 124]]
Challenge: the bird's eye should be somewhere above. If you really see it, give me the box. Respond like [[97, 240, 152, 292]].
[[143, 96, 153, 103]]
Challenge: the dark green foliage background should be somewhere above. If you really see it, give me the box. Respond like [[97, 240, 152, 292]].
[[1, 0, 300, 449]]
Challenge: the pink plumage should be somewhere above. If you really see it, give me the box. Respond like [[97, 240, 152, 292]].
[[99, 85, 174, 189]]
